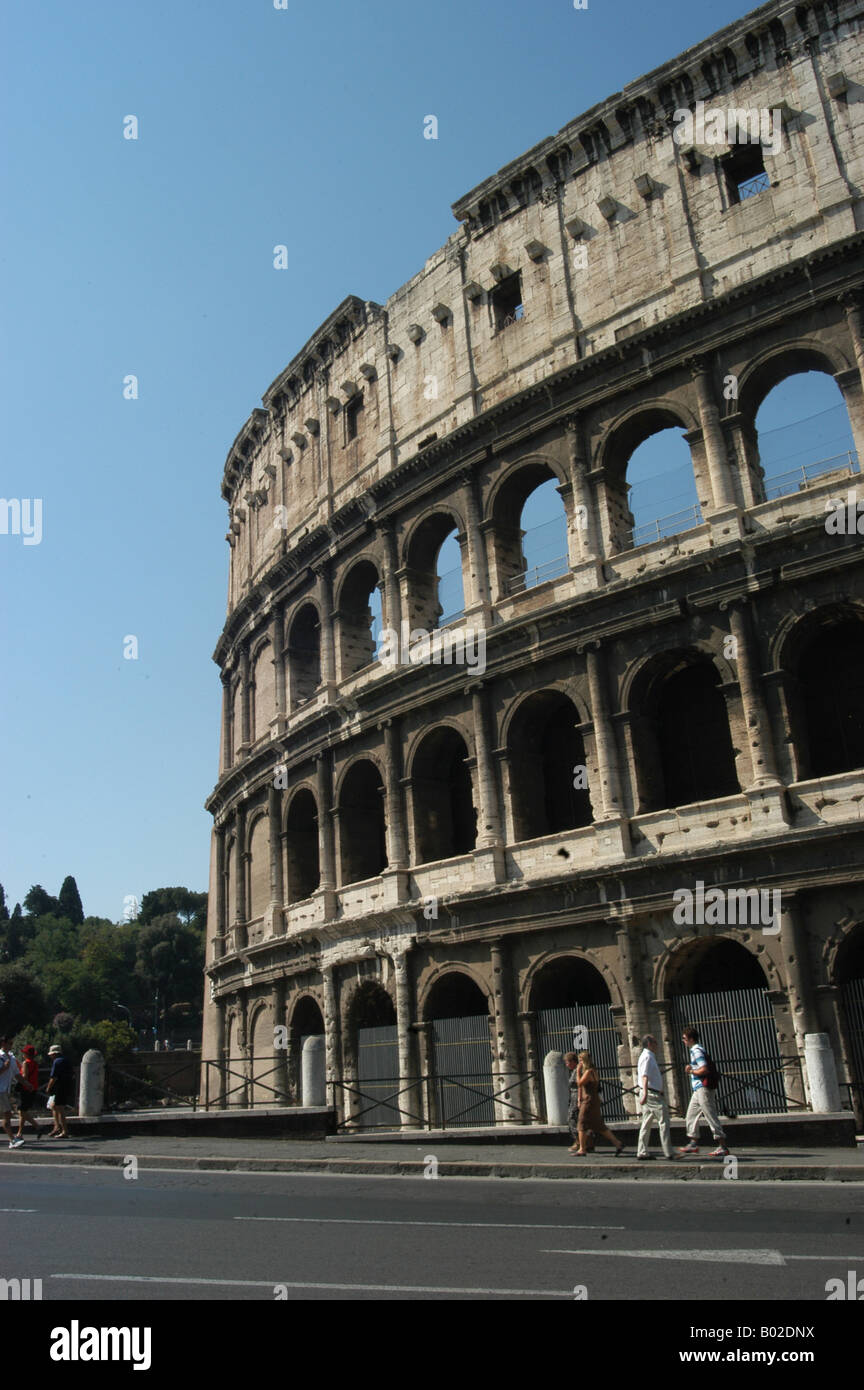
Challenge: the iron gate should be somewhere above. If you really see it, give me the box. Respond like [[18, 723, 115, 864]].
[[535, 1003, 627, 1122], [431, 1014, 495, 1127], [355, 1023, 400, 1128], [840, 976, 864, 1124], [670, 986, 786, 1115]]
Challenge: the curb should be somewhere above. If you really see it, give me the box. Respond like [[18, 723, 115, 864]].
[[1, 1150, 862, 1181]]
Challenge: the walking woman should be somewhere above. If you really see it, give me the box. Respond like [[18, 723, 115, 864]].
[[16, 1044, 41, 1140], [572, 1049, 625, 1157]]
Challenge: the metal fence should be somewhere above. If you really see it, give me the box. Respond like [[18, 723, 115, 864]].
[[355, 1023, 401, 1128], [669, 987, 792, 1115], [431, 1014, 495, 1126], [763, 449, 858, 500], [840, 976, 864, 1126], [535, 1003, 628, 1122]]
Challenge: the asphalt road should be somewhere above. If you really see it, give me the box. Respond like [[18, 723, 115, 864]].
[[2, 1163, 863, 1301]]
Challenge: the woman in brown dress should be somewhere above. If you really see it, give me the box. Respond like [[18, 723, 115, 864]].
[[573, 1049, 625, 1156]]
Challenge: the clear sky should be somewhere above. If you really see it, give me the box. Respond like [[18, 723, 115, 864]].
[[1, 0, 852, 922]]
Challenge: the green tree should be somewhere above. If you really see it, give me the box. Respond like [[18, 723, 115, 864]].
[[134, 916, 205, 1020], [89, 1018, 137, 1062], [0, 884, 9, 922], [139, 887, 207, 931], [0, 963, 49, 1034], [23, 884, 60, 917], [58, 876, 84, 926]]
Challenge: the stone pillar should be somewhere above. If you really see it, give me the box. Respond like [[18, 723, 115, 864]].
[[378, 521, 402, 633], [725, 604, 788, 834], [382, 720, 408, 870], [414, 1021, 435, 1129], [315, 753, 337, 893], [690, 358, 737, 513], [271, 608, 286, 719], [564, 416, 600, 565], [519, 1011, 543, 1121], [543, 1052, 570, 1126], [654, 998, 683, 1118], [393, 948, 420, 1127], [839, 293, 864, 461], [490, 939, 523, 1124], [804, 1034, 842, 1112], [78, 1050, 105, 1117], [272, 977, 288, 1103], [233, 805, 247, 945], [266, 784, 284, 937], [317, 564, 336, 688], [779, 898, 818, 1088], [470, 684, 506, 879], [220, 673, 232, 772], [616, 922, 651, 1057], [239, 646, 251, 749], [214, 824, 227, 940], [584, 645, 623, 818], [462, 469, 491, 617], [301, 1035, 326, 1107], [322, 966, 342, 1114]]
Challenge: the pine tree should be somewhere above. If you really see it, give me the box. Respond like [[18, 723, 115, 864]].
[[58, 875, 84, 925], [0, 884, 8, 922]]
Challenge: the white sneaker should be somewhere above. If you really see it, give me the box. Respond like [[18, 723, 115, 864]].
[[9, 1138, 24, 1149]]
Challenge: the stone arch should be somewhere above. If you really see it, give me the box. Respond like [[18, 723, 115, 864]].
[[736, 340, 853, 422], [284, 786, 320, 902], [419, 964, 492, 1020], [774, 603, 864, 781], [486, 455, 569, 595], [246, 810, 270, 921], [524, 950, 622, 1013], [624, 646, 739, 812], [286, 602, 321, 707], [595, 401, 700, 553], [505, 690, 593, 841], [661, 934, 774, 998], [337, 757, 388, 884], [402, 507, 467, 631], [288, 991, 325, 1038], [335, 557, 382, 679], [410, 725, 477, 864]]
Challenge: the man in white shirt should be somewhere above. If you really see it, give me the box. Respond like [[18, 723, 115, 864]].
[[0, 1035, 26, 1149], [636, 1033, 674, 1161]]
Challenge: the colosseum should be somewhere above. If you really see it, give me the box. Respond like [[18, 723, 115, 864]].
[[201, 0, 864, 1135]]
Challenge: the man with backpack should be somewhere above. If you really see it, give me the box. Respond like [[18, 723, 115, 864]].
[[678, 1026, 729, 1158]]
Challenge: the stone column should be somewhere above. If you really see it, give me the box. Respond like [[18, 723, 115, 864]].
[[393, 948, 420, 1127], [378, 520, 403, 633], [382, 720, 409, 876], [654, 998, 684, 1118], [462, 469, 491, 617], [315, 753, 336, 892], [239, 646, 251, 749], [584, 645, 629, 855], [214, 825, 227, 954], [690, 358, 737, 513], [233, 805, 247, 947], [470, 684, 505, 880], [564, 416, 600, 564], [220, 674, 232, 772], [272, 976, 288, 1103], [780, 895, 818, 1049], [490, 939, 523, 1124], [616, 922, 651, 1059], [519, 1011, 543, 1121], [266, 784, 284, 937], [725, 603, 786, 807], [317, 563, 336, 688], [271, 608, 286, 719], [322, 965, 342, 1119], [414, 1021, 435, 1129], [838, 294, 864, 462]]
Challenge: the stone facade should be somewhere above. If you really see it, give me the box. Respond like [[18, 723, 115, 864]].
[[202, 0, 864, 1129]]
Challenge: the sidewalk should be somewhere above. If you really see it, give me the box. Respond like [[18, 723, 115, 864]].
[[2, 1133, 862, 1180]]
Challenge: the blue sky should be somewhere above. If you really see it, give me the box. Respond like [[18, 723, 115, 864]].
[[1, 0, 853, 921]]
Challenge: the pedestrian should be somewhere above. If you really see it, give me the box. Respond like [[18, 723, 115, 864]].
[[0, 1035, 26, 1149], [16, 1044, 42, 1140], [46, 1043, 72, 1138], [677, 1026, 729, 1158], [564, 1052, 593, 1153], [571, 1049, 625, 1157], [636, 1033, 675, 1161]]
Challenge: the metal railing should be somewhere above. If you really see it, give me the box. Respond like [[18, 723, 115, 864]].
[[626, 503, 703, 550], [738, 171, 771, 200], [763, 450, 859, 500], [331, 1072, 543, 1131], [506, 554, 570, 594], [200, 1059, 291, 1111]]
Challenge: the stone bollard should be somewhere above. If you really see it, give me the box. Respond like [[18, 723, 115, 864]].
[[301, 1034, 326, 1107], [804, 1033, 842, 1112], [186, 1039, 192, 1051], [78, 1049, 105, 1117], [543, 1050, 570, 1126]]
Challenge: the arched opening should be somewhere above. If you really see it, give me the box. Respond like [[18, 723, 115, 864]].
[[287, 605, 321, 706], [508, 692, 593, 841], [347, 980, 400, 1129], [338, 761, 387, 884], [797, 619, 864, 778], [667, 938, 785, 1115], [425, 972, 494, 1127], [836, 925, 864, 1129], [529, 956, 625, 1122], [285, 789, 320, 902], [492, 464, 569, 596], [251, 1004, 281, 1106], [338, 560, 382, 679], [751, 369, 858, 501], [288, 995, 325, 1110], [404, 513, 465, 632], [411, 727, 477, 864], [633, 655, 738, 811], [605, 411, 699, 552], [247, 815, 270, 923]]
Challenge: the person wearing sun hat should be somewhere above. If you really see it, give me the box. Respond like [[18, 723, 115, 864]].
[[16, 1044, 42, 1140], [46, 1043, 72, 1138]]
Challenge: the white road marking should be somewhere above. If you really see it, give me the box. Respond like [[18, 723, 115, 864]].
[[0, 1207, 37, 1212], [51, 1274, 570, 1297], [544, 1247, 786, 1265], [234, 1216, 626, 1231]]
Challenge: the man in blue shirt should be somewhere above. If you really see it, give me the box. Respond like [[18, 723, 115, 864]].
[[678, 1027, 729, 1157]]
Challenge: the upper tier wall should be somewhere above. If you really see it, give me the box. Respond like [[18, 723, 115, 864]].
[[220, 0, 864, 616]]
